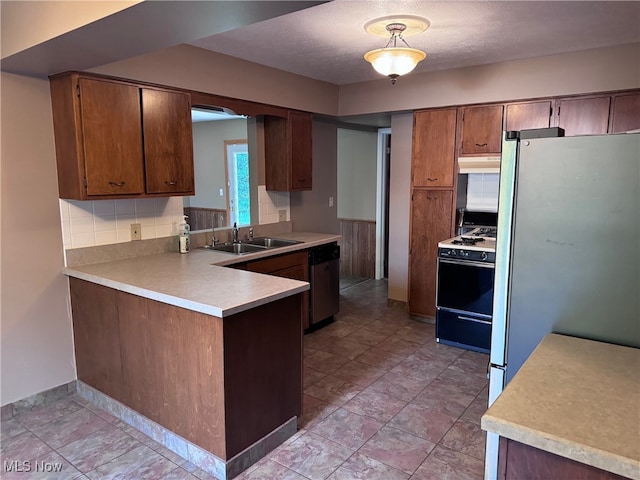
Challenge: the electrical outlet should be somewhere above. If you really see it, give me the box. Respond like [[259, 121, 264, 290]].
[[328, 196, 334, 207], [278, 209, 287, 221], [130, 223, 141, 241]]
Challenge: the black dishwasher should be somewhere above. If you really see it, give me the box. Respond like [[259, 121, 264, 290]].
[[308, 243, 340, 328]]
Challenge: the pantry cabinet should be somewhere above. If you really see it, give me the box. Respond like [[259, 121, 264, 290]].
[[49, 72, 194, 200], [505, 101, 553, 131], [409, 190, 453, 317], [412, 109, 457, 187], [460, 105, 504, 155], [555, 96, 611, 136], [264, 111, 313, 191]]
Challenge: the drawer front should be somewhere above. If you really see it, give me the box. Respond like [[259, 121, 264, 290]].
[[245, 250, 308, 274], [436, 309, 491, 354]]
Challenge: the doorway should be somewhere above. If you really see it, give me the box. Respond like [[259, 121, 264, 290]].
[[376, 128, 391, 279], [225, 140, 250, 226]]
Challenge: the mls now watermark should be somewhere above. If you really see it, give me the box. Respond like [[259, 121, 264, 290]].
[[4, 460, 64, 473]]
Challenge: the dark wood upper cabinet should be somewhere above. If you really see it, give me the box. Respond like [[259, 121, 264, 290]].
[[75, 77, 145, 196], [142, 88, 194, 194], [610, 93, 640, 133], [264, 111, 313, 191], [412, 109, 457, 188], [556, 96, 611, 136], [50, 72, 194, 200], [461, 105, 504, 155], [505, 101, 552, 131]]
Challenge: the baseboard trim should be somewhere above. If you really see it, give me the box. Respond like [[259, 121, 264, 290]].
[[76, 381, 296, 479]]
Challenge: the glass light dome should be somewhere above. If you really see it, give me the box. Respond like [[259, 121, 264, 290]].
[[364, 47, 427, 78]]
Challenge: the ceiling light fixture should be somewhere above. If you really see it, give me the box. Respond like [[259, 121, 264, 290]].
[[364, 15, 429, 85]]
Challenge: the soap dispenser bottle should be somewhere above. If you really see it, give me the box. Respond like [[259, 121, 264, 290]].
[[178, 215, 190, 253]]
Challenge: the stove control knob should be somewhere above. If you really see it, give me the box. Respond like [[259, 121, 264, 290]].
[[450, 250, 456, 256], [481, 252, 488, 261]]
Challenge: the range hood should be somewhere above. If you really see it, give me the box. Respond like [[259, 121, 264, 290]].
[[458, 155, 501, 173]]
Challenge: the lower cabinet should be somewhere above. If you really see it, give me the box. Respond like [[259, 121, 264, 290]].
[[409, 190, 453, 317], [498, 437, 627, 480], [69, 277, 302, 460], [239, 250, 310, 330]]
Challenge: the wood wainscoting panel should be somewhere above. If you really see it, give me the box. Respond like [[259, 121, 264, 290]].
[[339, 218, 376, 278], [183, 206, 227, 232], [118, 291, 227, 458]]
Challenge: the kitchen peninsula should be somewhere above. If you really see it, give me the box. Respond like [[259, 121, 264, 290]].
[[482, 334, 640, 480], [64, 232, 340, 479]]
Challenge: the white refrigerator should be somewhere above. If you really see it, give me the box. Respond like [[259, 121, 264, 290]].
[[484, 130, 640, 479]]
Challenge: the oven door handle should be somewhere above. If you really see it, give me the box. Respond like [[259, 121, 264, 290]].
[[438, 258, 495, 269], [457, 315, 492, 325]]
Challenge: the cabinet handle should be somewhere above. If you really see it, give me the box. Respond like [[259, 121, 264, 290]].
[[475, 143, 488, 147], [165, 180, 178, 186], [427, 177, 438, 182], [108, 181, 125, 187]]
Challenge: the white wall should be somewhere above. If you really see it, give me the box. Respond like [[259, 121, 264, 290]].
[[387, 114, 413, 302], [1, 73, 76, 405], [337, 129, 378, 221], [0, 1, 141, 58], [340, 43, 640, 115], [290, 120, 339, 234]]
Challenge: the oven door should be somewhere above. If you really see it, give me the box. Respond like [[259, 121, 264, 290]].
[[436, 258, 495, 317]]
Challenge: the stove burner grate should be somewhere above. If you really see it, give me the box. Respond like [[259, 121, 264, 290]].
[[452, 237, 486, 245]]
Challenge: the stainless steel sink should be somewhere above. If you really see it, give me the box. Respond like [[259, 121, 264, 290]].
[[203, 243, 268, 255], [244, 237, 302, 248]]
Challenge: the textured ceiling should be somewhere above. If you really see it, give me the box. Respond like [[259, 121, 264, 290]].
[[190, 0, 640, 85]]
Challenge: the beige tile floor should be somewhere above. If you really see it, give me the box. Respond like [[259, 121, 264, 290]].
[[1, 279, 488, 480]]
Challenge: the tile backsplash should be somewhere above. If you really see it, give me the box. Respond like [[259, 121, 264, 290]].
[[60, 197, 184, 249], [257, 186, 290, 225], [60, 189, 291, 250], [466, 173, 500, 212]]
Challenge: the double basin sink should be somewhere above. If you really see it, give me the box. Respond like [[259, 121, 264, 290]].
[[203, 237, 302, 255]]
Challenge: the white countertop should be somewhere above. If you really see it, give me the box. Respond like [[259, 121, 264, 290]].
[[64, 232, 340, 318], [482, 333, 640, 479]]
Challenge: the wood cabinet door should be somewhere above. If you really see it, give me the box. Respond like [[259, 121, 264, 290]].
[[412, 109, 457, 187], [557, 96, 611, 136], [610, 93, 640, 133], [265, 112, 312, 191], [409, 190, 453, 317], [505, 101, 552, 131], [69, 278, 126, 403], [79, 78, 145, 196], [461, 105, 504, 154], [289, 111, 313, 191], [142, 88, 195, 194]]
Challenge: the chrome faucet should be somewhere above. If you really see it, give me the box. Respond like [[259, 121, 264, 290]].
[[232, 222, 239, 243], [211, 212, 221, 246]]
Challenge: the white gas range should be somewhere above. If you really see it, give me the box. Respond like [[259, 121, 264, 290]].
[[438, 227, 497, 261]]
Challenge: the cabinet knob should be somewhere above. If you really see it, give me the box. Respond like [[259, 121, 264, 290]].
[[108, 181, 125, 187], [427, 177, 438, 182], [475, 143, 488, 147], [165, 180, 178, 186]]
